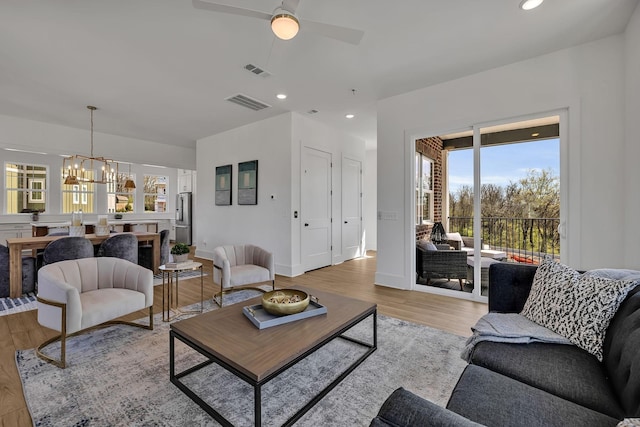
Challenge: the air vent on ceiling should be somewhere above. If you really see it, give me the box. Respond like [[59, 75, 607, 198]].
[[225, 94, 271, 111], [244, 64, 271, 78]]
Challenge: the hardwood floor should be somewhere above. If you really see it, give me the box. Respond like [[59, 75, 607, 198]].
[[0, 251, 487, 426]]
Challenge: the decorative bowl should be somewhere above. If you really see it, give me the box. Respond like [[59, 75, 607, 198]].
[[262, 289, 310, 316]]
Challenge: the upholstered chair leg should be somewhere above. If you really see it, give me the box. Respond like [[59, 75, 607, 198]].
[[272, 279, 275, 290], [36, 297, 68, 368], [459, 279, 463, 290]]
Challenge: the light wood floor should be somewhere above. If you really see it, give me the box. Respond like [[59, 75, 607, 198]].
[[0, 251, 487, 427]]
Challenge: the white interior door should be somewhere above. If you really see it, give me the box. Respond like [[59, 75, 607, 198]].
[[301, 147, 332, 271], [342, 156, 362, 260]]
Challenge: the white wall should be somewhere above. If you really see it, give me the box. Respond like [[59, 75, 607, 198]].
[[292, 113, 366, 272], [195, 112, 366, 277], [0, 115, 191, 223], [364, 149, 377, 251], [0, 114, 195, 170], [624, 3, 640, 267], [195, 114, 293, 273], [376, 34, 631, 290]]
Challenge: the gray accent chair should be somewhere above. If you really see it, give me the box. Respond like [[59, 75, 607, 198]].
[[97, 233, 139, 264], [42, 236, 94, 266], [138, 229, 169, 269], [416, 245, 467, 290], [0, 243, 36, 297], [212, 244, 275, 306]]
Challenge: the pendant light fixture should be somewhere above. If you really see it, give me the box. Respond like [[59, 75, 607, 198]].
[[124, 163, 136, 190], [62, 106, 119, 185]]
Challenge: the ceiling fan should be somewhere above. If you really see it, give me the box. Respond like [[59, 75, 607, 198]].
[[192, 0, 364, 45]]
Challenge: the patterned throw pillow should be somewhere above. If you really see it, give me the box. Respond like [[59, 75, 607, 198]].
[[521, 258, 639, 361]]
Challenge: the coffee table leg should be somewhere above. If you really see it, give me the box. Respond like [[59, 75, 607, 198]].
[[254, 384, 262, 427]]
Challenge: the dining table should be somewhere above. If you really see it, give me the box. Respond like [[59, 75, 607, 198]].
[[5, 231, 160, 298]]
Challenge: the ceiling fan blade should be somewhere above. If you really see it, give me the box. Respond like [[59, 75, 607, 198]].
[[281, 0, 300, 14], [300, 19, 364, 45], [192, 0, 271, 21]]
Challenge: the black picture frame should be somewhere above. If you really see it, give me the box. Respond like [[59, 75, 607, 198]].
[[215, 164, 232, 206], [238, 160, 258, 205]]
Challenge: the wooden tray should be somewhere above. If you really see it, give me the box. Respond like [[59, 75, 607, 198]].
[[242, 300, 327, 329]]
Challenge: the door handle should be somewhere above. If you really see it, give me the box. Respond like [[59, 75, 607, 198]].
[[304, 223, 309, 227], [344, 221, 348, 224]]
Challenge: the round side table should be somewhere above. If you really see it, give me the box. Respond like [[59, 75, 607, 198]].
[[159, 261, 204, 322]]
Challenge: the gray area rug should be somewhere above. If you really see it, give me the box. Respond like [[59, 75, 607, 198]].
[[17, 291, 468, 426], [0, 292, 38, 316]]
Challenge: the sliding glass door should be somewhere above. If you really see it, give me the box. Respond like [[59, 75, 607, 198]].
[[415, 113, 563, 301]]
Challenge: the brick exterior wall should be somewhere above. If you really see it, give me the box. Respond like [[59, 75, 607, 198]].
[[416, 137, 444, 242]]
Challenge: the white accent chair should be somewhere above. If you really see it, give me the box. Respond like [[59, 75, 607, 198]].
[[212, 244, 275, 306], [37, 257, 154, 368]]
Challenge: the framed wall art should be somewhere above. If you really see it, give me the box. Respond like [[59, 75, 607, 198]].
[[215, 164, 232, 206], [238, 160, 258, 205]]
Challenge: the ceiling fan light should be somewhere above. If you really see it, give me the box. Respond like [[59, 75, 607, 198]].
[[519, 0, 543, 10], [271, 12, 299, 40]]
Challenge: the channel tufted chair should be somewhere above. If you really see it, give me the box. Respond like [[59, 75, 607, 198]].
[[212, 244, 275, 306], [37, 257, 153, 368]]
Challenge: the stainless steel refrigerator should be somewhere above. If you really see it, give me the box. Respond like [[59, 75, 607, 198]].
[[175, 192, 192, 245]]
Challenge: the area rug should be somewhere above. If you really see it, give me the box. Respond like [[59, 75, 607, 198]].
[[0, 292, 38, 316], [17, 295, 468, 426]]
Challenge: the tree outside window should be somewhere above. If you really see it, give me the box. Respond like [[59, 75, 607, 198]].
[[144, 175, 167, 213], [4, 162, 47, 214], [107, 172, 135, 213]]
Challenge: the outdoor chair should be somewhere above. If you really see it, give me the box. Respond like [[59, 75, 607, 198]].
[[416, 245, 467, 290], [212, 244, 275, 306]]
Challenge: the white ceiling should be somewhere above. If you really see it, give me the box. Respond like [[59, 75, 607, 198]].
[[1, 0, 638, 151]]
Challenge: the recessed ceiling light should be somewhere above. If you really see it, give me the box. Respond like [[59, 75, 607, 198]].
[[531, 132, 540, 137], [345, 114, 355, 119], [276, 93, 287, 100], [519, 0, 543, 10]]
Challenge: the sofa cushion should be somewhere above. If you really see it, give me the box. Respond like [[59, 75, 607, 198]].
[[603, 286, 640, 417], [470, 341, 624, 418], [417, 239, 438, 251], [521, 258, 638, 361], [447, 365, 620, 427], [371, 388, 483, 427]]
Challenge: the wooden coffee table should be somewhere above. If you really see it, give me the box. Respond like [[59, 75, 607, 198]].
[[169, 287, 377, 427]]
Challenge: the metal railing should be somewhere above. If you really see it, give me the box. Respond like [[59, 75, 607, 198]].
[[448, 216, 560, 264]]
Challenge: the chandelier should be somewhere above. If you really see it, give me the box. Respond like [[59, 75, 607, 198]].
[[62, 106, 119, 185]]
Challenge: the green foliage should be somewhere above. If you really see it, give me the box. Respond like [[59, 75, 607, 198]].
[[170, 243, 190, 255], [449, 169, 560, 255]]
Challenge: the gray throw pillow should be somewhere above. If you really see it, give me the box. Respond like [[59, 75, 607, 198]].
[[521, 258, 639, 361], [417, 239, 438, 251]]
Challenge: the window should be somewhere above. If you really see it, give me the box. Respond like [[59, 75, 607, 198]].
[[61, 169, 95, 213], [5, 162, 48, 214], [107, 172, 135, 213], [144, 175, 167, 212], [415, 153, 434, 224]]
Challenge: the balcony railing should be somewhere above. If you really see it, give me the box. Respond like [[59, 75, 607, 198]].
[[448, 216, 560, 264]]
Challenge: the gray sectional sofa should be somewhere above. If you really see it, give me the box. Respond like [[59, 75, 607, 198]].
[[371, 262, 640, 427]]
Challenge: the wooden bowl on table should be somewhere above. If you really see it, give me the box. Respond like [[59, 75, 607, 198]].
[[262, 289, 310, 316]]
